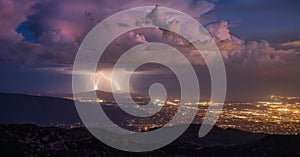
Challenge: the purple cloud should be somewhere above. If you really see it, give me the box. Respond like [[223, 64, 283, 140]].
[[0, 0, 292, 74]]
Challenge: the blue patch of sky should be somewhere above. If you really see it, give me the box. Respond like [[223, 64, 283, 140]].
[[16, 21, 37, 43], [207, 0, 300, 44]]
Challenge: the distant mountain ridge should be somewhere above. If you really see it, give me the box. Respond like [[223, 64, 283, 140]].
[[75, 90, 142, 99], [0, 92, 150, 127], [0, 93, 80, 125]]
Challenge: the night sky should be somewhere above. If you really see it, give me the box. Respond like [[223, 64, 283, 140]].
[[0, 0, 299, 98]]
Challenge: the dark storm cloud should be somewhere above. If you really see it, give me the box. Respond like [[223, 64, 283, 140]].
[[1, 0, 295, 71], [0, 0, 216, 71]]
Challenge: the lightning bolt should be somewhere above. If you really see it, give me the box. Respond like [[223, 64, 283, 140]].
[[90, 71, 121, 91], [99, 71, 121, 91], [90, 72, 100, 90]]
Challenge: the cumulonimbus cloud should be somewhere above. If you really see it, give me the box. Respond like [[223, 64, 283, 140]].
[[0, 0, 291, 73]]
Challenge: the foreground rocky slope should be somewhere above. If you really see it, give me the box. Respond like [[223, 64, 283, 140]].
[[1, 124, 300, 157]]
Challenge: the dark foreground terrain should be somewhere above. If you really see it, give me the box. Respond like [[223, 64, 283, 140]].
[[1, 124, 300, 157]]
